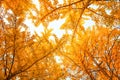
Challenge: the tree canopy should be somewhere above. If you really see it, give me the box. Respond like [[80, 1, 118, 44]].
[[0, 0, 120, 80]]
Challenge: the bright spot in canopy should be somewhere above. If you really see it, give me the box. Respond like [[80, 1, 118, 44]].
[[54, 56, 62, 64], [66, 77, 71, 80], [83, 19, 95, 29], [24, 18, 44, 36], [105, 9, 111, 15], [48, 19, 66, 38], [88, 4, 99, 10], [24, 17, 66, 39], [50, 0, 64, 4], [32, 0, 40, 10], [58, 0, 64, 4]]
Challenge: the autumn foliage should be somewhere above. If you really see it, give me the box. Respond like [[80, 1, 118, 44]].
[[0, 0, 120, 80]]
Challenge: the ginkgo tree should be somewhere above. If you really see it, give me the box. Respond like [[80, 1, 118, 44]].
[[0, 7, 66, 79], [62, 27, 120, 79], [0, 0, 120, 80]]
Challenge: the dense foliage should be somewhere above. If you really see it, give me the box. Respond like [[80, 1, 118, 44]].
[[0, 0, 120, 80]]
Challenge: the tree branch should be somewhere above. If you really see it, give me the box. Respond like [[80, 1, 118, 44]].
[[40, 0, 84, 21]]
